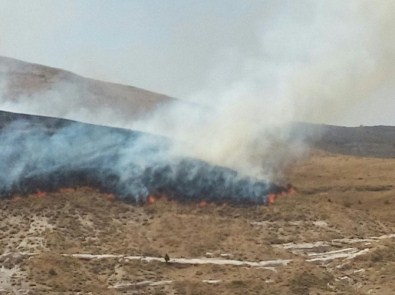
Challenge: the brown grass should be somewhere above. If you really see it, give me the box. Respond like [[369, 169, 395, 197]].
[[1, 151, 395, 294]]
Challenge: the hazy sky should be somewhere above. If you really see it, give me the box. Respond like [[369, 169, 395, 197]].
[[0, 0, 394, 126]]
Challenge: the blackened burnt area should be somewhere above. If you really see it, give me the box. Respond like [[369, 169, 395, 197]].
[[3, 160, 282, 205], [2, 168, 124, 200], [138, 160, 284, 205], [0, 110, 283, 205]]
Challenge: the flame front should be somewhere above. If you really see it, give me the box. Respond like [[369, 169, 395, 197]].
[[148, 195, 157, 205]]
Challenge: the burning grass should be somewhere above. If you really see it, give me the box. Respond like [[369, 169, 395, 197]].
[[0, 110, 295, 206]]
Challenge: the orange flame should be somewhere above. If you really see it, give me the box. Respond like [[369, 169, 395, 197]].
[[146, 194, 172, 205], [159, 194, 168, 202], [267, 184, 297, 205], [287, 186, 297, 195], [35, 190, 47, 198], [105, 193, 116, 202], [142, 184, 296, 208], [268, 193, 276, 205], [59, 188, 75, 193], [147, 195, 157, 205], [11, 196, 23, 202], [198, 200, 208, 208]]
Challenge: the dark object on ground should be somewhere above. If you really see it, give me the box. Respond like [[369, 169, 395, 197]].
[[164, 253, 170, 263]]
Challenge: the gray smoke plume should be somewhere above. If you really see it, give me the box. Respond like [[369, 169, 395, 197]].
[[0, 112, 284, 203], [1, 0, 394, 186], [130, 0, 395, 179]]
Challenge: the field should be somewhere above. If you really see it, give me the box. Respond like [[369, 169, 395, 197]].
[[0, 150, 394, 294]]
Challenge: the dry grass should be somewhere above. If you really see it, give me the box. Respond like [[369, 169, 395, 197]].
[[0, 151, 395, 294]]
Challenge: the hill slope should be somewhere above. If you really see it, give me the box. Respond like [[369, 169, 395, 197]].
[[1, 57, 394, 159], [0, 56, 176, 125], [292, 122, 395, 158]]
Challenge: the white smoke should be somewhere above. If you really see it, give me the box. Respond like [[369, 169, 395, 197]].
[[129, 0, 395, 178], [0, 116, 281, 204], [1, 0, 395, 181]]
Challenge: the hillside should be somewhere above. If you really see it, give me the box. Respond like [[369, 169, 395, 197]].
[[0, 58, 394, 294], [0, 56, 176, 125], [1, 56, 394, 160], [292, 122, 395, 158]]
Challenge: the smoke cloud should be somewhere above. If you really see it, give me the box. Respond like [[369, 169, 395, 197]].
[[1, 0, 395, 184], [0, 113, 285, 204], [130, 0, 395, 178]]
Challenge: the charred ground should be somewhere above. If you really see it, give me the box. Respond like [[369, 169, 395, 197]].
[[0, 110, 287, 205]]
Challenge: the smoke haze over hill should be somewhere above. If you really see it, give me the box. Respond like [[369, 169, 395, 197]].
[[0, 1, 394, 124], [1, 1, 395, 179]]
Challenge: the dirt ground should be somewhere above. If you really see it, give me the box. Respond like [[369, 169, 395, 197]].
[[0, 150, 394, 294]]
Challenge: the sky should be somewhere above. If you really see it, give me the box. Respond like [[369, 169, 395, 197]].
[[0, 0, 394, 126]]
